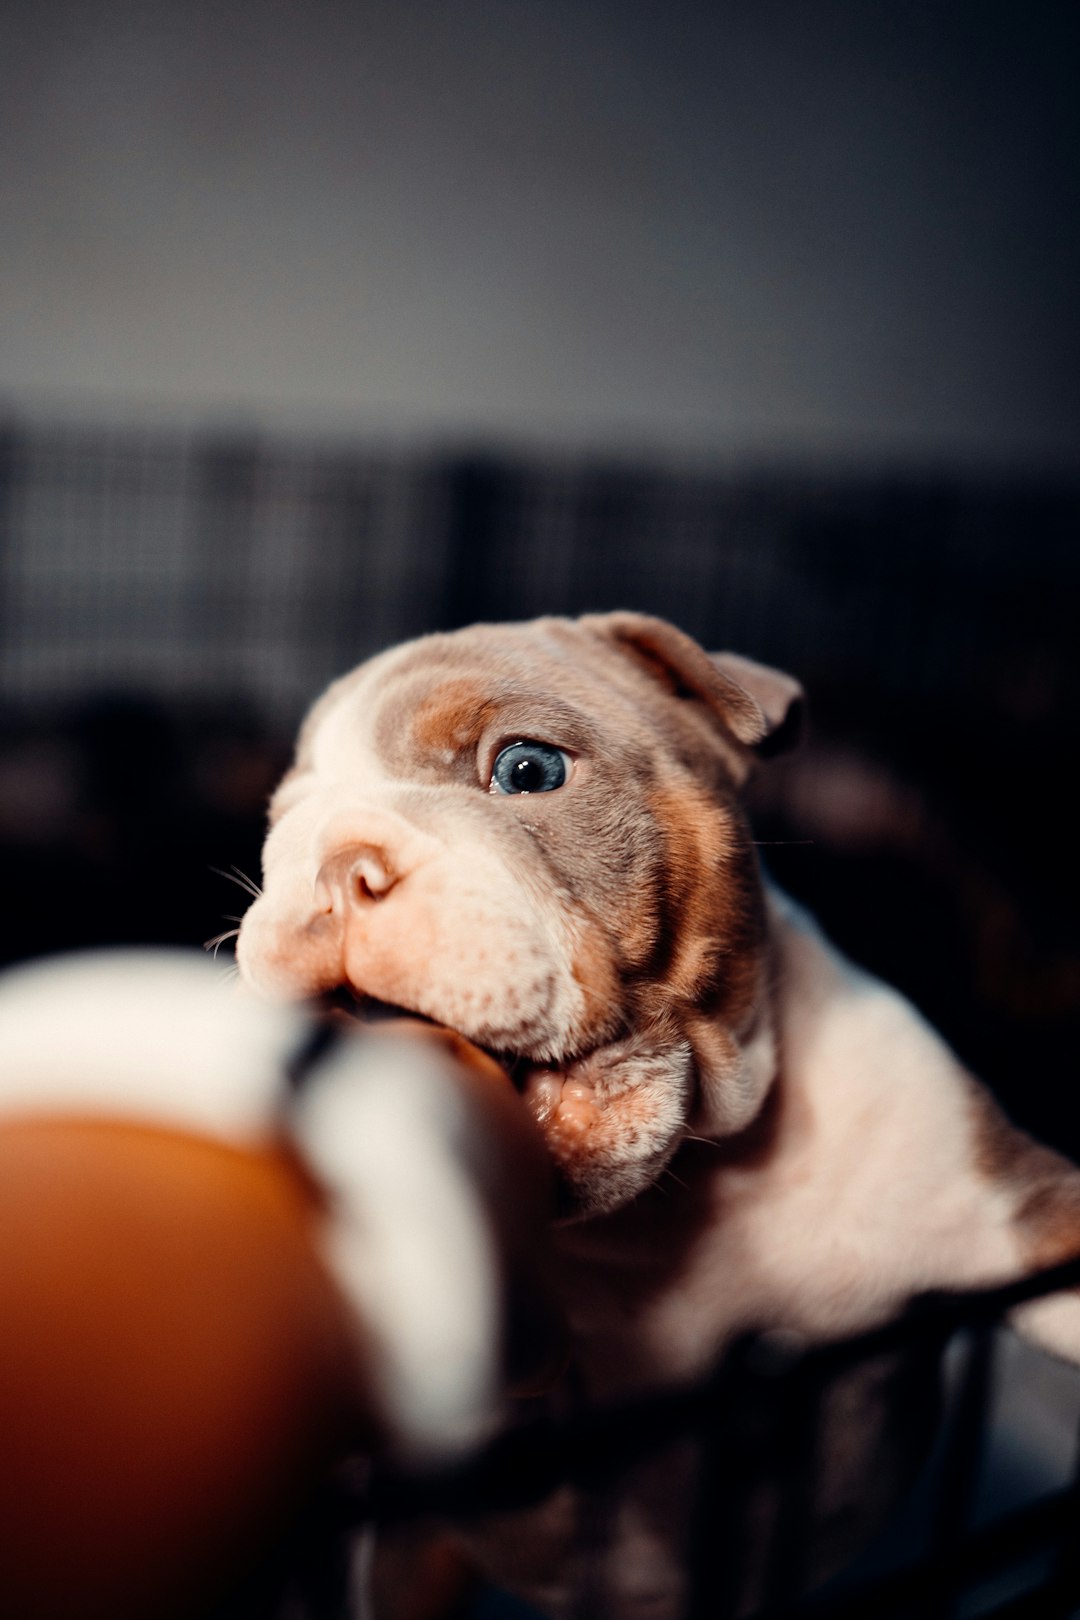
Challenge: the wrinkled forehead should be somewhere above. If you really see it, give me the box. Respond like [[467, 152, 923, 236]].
[[302, 621, 648, 774]]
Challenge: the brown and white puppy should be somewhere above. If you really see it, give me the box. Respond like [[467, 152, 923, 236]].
[[237, 612, 1080, 1616], [237, 614, 797, 1219]]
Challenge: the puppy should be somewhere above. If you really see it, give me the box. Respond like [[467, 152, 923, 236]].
[[237, 612, 1080, 1616]]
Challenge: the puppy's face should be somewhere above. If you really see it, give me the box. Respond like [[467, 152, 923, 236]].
[[237, 614, 800, 1215]]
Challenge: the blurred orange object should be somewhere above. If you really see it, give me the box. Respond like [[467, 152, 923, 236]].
[[0, 1117, 365, 1620], [0, 953, 560, 1620]]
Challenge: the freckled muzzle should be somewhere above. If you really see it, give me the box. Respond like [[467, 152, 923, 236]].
[[241, 789, 599, 1069]]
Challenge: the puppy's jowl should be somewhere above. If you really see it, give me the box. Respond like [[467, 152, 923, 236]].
[[237, 613, 1080, 1618]]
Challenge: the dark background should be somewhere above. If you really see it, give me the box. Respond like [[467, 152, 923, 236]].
[[1, 1, 1078, 1157]]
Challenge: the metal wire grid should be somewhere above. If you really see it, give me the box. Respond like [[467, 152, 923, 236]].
[[2, 422, 1077, 729]]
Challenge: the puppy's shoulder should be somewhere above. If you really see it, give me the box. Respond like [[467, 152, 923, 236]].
[[764, 881, 966, 1101], [762, 883, 1080, 1312]]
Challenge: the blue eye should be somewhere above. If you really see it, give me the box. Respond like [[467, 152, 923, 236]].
[[490, 741, 570, 795]]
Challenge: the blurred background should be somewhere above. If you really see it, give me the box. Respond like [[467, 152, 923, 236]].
[[1, 0, 1077, 1155]]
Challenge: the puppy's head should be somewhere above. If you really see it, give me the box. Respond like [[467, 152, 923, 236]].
[[237, 613, 801, 1215]]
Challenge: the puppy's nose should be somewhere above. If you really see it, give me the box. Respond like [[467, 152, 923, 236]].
[[315, 844, 399, 911]]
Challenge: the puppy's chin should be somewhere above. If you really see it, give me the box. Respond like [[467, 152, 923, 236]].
[[514, 1029, 696, 1221], [549, 1148, 685, 1223]]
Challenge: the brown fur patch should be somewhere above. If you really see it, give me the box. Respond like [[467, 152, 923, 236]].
[[968, 1080, 1080, 1269], [371, 670, 504, 784], [409, 678, 501, 758], [637, 781, 766, 1041], [637, 783, 743, 1004]]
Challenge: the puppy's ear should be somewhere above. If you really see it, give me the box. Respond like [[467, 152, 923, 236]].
[[580, 612, 803, 759], [708, 648, 805, 758]]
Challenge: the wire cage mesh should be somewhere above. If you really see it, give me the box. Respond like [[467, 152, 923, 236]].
[[2, 419, 1077, 726], [266, 1256, 1080, 1620]]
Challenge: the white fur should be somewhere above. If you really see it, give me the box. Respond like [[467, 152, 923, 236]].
[[292, 1034, 500, 1459], [238, 769, 593, 1061], [0, 950, 299, 1142], [556, 891, 1031, 1396]]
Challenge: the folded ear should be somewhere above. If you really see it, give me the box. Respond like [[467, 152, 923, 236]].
[[708, 648, 805, 757], [580, 612, 804, 759]]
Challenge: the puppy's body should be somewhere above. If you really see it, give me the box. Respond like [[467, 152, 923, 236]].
[[466, 894, 1078, 1619], [559, 889, 1031, 1384], [237, 614, 1080, 1618]]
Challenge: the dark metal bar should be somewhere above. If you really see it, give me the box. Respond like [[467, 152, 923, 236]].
[[798, 1252, 1080, 1384], [439, 455, 517, 630], [683, 1335, 786, 1620], [925, 1325, 996, 1620], [1037, 1395, 1080, 1620], [193, 435, 260, 666], [759, 1352, 822, 1613], [683, 1412, 747, 1620], [348, 1254, 1080, 1530]]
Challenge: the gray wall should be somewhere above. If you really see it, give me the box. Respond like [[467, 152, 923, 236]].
[[1, 0, 1077, 468]]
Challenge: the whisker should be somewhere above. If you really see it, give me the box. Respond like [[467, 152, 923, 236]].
[[209, 864, 263, 901], [233, 863, 264, 897], [751, 839, 815, 847], [204, 928, 240, 958]]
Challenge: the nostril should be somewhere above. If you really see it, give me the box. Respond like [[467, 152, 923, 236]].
[[315, 844, 399, 912], [351, 845, 396, 900]]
